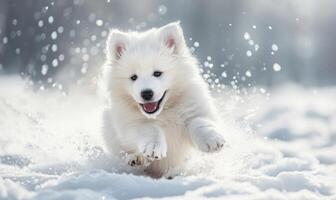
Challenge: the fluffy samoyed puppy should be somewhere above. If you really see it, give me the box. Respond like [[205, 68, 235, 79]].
[[101, 22, 226, 178]]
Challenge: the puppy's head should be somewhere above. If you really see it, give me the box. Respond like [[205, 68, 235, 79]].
[[106, 22, 187, 118]]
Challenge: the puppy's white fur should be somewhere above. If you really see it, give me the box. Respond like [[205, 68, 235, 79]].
[[101, 22, 225, 178]]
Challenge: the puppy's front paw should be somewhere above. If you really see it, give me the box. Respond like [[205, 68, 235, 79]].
[[192, 127, 226, 153], [140, 141, 167, 161], [126, 154, 149, 167]]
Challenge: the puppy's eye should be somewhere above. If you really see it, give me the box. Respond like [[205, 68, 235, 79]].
[[130, 74, 137, 81], [153, 71, 163, 77]]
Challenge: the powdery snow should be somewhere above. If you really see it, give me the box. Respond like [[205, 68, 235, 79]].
[[0, 77, 335, 200]]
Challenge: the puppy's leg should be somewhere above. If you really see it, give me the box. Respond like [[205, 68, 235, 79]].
[[119, 123, 167, 167], [187, 117, 226, 152], [125, 153, 149, 168], [138, 124, 167, 161]]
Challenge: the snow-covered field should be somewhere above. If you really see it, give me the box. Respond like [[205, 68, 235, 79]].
[[0, 76, 335, 200]]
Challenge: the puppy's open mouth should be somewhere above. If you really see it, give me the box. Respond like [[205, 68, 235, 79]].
[[140, 91, 166, 114]]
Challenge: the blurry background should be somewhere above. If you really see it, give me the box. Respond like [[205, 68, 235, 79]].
[[0, 0, 335, 91]]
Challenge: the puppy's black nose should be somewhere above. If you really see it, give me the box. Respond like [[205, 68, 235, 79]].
[[141, 89, 154, 101]]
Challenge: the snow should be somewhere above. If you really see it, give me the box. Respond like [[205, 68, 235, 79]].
[[50, 32, 57, 40], [246, 50, 252, 57], [58, 54, 65, 61], [158, 5, 167, 15], [254, 44, 259, 51], [96, 20, 104, 27], [271, 44, 279, 51], [52, 59, 58, 67], [245, 70, 252, 77], [0, 77, 335, 200], [57, 27, 64, 34], [12, 19, 18, 26], [2, 37, 8, 44], [41, 64, 48, 75], [38, 21, 43, 28], [273, 63, 282, 71], [51, 45, 57, 53], [260, 88, 266, 93], [48, 16, 54, 24], [244, 32, 250, 40]]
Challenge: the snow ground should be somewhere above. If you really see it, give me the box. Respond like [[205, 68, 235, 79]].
[[0, 76, 335, 200]]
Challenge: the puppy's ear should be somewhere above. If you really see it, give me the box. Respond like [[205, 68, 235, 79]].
[[159, 21, 186, 54], [106, 29, 128, 62]]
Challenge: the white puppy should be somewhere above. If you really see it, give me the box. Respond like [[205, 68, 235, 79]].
[[101, 22, 225, 178]]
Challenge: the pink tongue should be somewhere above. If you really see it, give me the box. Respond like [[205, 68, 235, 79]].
[[143, 102, 158, 113]]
